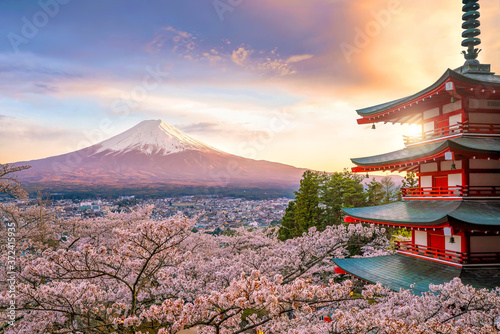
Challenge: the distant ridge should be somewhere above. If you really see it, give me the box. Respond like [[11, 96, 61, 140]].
[[12, 120, 307, 196], [362, 175, 404, 188]]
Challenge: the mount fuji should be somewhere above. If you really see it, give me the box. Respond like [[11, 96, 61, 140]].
[[13, 120, 306, 196]]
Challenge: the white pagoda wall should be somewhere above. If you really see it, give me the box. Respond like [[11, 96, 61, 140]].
[[420, 175, 432, 188], [414, 230, 427, 246], [442, 100, 462, 114], [448, 114, 462, 133], [448, 174, 462, 187], [423, 107, 440, 120], [445, 235, 461, 253], [420, 163, 437, 173]]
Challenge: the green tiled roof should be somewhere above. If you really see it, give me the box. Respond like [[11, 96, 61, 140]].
[[342, 200, 500, 227], [351, 141, 442, 167], [333, 254, 500, 295], [449, 201, 500, 226], [343, 201, 458, 225], [351, 137, 500, 167], [357, 69, 500, 116]]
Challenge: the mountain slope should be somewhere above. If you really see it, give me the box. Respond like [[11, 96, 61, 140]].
[[93, 120, 216, 156], [13, 120, 306, 195]]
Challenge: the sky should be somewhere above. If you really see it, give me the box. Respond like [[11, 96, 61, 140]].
[[1, 0, 499, 172]]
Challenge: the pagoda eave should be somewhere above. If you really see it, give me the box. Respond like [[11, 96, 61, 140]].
[[343, 215, 450, 229], [351, 137, 500, 173], [342, 200, 500, 229], [356, 69, 500, 125], [333, 254, 500, 294]]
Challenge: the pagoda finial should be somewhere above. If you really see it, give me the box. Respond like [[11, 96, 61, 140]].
[[461, 0, 482, 64]]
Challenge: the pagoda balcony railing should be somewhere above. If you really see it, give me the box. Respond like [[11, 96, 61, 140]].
[[404, 121, 500, 145], [395, 241, 500, 264], [463, 252, 500, 264], [395, 241, 464, 263], [402, 186, 500, 198]]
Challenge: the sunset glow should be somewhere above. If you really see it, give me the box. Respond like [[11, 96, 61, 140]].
[[1, 0, 499, 172]]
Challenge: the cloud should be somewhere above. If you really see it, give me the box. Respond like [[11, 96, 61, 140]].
[[202, 49, 223, 63], [146, 26, 197, 55], [286, 54, 314, 63], [231, 47, 251, 66], [0, 119, 85, 163], [146, 25, 299, 77], [253, 55, 295, 76], [179, 121, 264, 137], [33, 83, 59, 93], [2, 0, 499, 171], [177, 121, 272, 146], [178, 122, 223, 134], [0, 52, 83, 98], [0, 122, 72, 142], [229, 46, 295, 77]]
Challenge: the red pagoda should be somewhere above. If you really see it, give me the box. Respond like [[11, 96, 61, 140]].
[[334, 0, 500, 294]]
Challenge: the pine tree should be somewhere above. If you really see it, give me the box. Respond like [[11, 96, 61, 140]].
[[366, 178, 384, 206], [278, 170, 367, 240], [277, 200, 297, 241], [380, 175, 398, 204], [292, 170, 322, 233], [400, 171, 419, 198], [402, 171, 419, 188], [321, 170, 366, 226], [401, 172, 418, 188], [278, 171, 322, 240]]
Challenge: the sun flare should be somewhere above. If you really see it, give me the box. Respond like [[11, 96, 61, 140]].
[[407, 124, 422, 138]]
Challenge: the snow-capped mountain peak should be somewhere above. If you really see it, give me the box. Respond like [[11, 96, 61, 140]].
[[13, 119, 305, 194], [94, 120, 214, 155]]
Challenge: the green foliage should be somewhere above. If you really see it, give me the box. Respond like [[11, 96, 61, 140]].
[[278, 171, 322, 240], [278, 169, 409, 241], [211, 227, 223, 236], [402, 171, 419, 189], [393, 227, 411, 238], [222, 228, 236, 236], [380, 175, 398, 204], [366, 176, 400, 205], [293, 170, 323, 231], [366, 178, 384, 206], [400, 171, 419, 199], [320, 169, 366, 226], [278, 170, 366, 241], [270, 219, 281, 226], [278, 201, 297, 240]]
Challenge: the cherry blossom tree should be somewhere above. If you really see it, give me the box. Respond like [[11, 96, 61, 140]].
[[1, 206, 497, 333], [4, 212, 192, 333], [1, 164, 499, 333], [1, 204, 390, 333], [0, 164, 30, 199]]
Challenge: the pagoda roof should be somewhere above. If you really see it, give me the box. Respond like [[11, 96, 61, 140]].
[[342, 200, 500, 228], [356, 69, 500, 124], [333, 254, 500, 294], [351, 137, 500, 171]]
